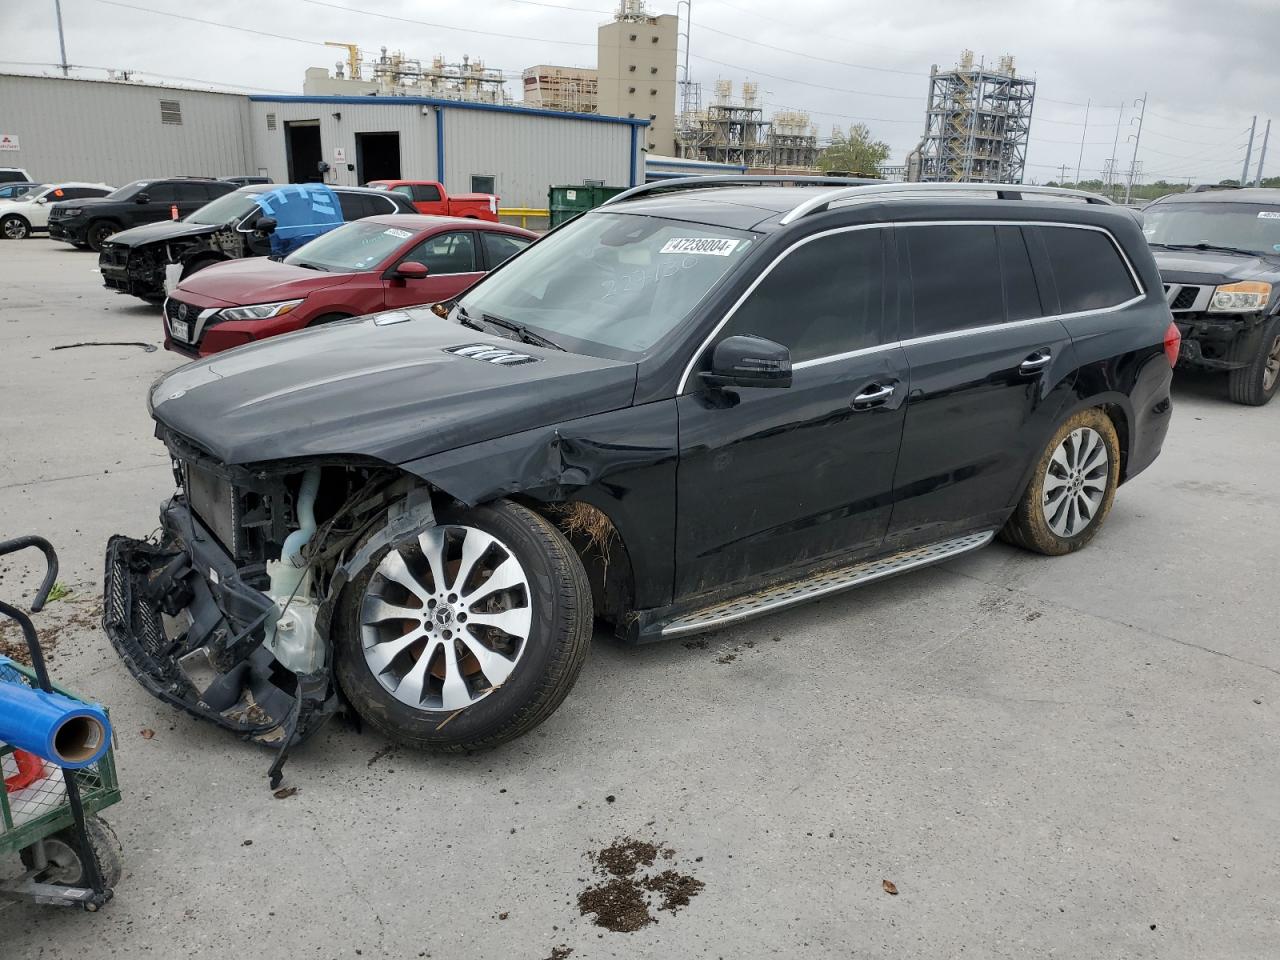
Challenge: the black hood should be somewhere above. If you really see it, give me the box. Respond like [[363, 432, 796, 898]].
[[103, 220, 222, 249], [1152, 248, 1280, 285], [149, 310, 638, 466]]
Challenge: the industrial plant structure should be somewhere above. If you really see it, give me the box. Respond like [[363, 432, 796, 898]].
[[676, 81, 819, 171], [914, 51, 1036, 183], [303, 47, 507, 104]]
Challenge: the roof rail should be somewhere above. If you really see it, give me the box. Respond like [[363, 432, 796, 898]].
[[601, 174, 882, 208], [778, 182, 1115, 225]]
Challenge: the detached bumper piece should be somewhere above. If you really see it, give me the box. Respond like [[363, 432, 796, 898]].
[[103, 513, 338, 786]]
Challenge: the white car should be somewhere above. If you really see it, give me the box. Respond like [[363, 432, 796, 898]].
[[0, 182, 114, 240], [0, 167, 34, 184]]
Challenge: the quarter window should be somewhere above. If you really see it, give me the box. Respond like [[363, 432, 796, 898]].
[[403, 231, 477, 274], [905, 224, 1004, 337], [1039, 226, 1138, 313], [719, 229, 885, 362]]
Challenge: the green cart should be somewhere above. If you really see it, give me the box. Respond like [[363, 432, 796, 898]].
[[0, 536, 123, 911]]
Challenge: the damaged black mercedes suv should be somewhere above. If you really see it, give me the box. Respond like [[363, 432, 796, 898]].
[[104, 178, 1176, 780]]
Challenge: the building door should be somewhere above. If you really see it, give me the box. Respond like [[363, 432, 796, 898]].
[[284, 120, 323, 183], [356, 132, 402, 185]]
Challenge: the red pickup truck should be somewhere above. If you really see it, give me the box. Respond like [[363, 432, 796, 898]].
[[366, 180, 498, 221]]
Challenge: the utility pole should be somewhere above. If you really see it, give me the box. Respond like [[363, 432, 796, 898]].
[[1107, 101, 1125, 199], [1057, 163, 1070, 184], [1254, 119, 1271, 186], [1241, 115, 1257, 185], [1124, 92, 1146, 205], [54, 0, 69, 76], [1074, 98, 1091, 184]]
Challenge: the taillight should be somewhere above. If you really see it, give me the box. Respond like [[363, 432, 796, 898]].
[[1163, 322, 1182, 368]]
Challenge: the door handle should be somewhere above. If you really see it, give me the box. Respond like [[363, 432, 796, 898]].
[[851, 383, 895, 409], [1019, 349, 1052, 375]]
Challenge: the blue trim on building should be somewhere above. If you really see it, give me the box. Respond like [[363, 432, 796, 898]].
[[435, 108, 445, 186], [248, 94, 652, 128], [629, 126, 638, 188]]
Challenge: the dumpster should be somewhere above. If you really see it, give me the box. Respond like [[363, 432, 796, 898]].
[[548, 184, 627, 227]]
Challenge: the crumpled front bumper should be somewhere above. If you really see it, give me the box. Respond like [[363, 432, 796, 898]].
[[102, 498, 338, 785]]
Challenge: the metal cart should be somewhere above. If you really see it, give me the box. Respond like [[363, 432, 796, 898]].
[[0, 535, 122, 911]]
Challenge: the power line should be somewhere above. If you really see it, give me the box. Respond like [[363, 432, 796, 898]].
[[295, 0, 596, 47], [689, 53, 925, 101], [90, 0, 328, 47]]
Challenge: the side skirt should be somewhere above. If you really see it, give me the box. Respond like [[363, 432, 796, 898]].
[[646, 530, 995, 640]]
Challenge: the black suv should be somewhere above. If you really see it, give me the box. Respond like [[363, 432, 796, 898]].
[[98, 184, 417, 302], [103, 178, 1175, 779], [1145, 187, 1280, 405], [47, 177, 236, 251]]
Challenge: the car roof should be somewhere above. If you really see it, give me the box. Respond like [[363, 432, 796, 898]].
[[360, 214, 535, 236], [45, 182, 112, 189], [1153, 187, 1280, 205], [232, 183, 414, 196]]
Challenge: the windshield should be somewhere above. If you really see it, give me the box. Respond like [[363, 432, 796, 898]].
[[457, 212, 755, 356], [284, 220, 412, 272], [1, 183, 43, 198], [1143, 201, 1280, 256], [184, 190, 262, 226], [104, 180, 149, 201]]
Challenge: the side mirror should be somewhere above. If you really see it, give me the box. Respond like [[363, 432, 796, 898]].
[[395, 262, 429, 280], [135, 193, 151, 204], [700, 335, 792, 389], [35, 197, 48, 205], [255, 216, 277, 234]]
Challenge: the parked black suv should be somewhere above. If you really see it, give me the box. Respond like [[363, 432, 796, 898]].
[[47, 177, 236, 251], [1145, 187, 1280, 405], [103, 178, 1175, 779], [98, 184, 417, 302]]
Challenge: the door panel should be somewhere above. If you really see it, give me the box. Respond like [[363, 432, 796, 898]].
[[676, 347, 910, 598]]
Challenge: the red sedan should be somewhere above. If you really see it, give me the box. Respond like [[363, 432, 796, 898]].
[[163, 215, 536, 357]]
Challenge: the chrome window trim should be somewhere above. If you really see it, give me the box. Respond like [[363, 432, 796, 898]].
[[676, 219, 1148, 394]]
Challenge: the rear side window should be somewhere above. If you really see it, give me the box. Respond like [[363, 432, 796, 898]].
[[337, 192, 375, 220], [146, 182, 177, 202], [905, 224, 1004, 336], [1039, 226, 1138, 313], [720, 229, 885, 362], [411, 183, 442, 203], [998, 226, 1042, 322], [481, 231, 532, 268], [173, 182, 209, 202], [370, 193, 404, 215]]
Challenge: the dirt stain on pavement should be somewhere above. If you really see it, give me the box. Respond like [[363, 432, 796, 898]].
[[577, 837, 704, 933]]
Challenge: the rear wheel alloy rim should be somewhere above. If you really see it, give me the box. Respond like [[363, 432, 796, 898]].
[[1042, 427, 1109, 538], [359, 524, 533, 713], [2, 219, 25, 239], [1263, 334, 1280, 392]]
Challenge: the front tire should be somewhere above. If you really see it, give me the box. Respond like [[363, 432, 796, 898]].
[[1001, 408, 1121, 556], [86, 220, 118, 252], [1227, 317, 1280, 406], [1, 214, 30, 240], [334, 497, 592, 752]]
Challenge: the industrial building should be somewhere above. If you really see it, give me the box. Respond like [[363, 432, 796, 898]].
[[302, 49, 507, 104], [914, 51, 1036, 183], [596, 2, 679, 154], [522, 65, 600, 114], [0, 73, 647, 207], [676, 81, 819, 171]]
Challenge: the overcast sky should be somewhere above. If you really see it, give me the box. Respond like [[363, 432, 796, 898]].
[[2, 0, 1276, 183]]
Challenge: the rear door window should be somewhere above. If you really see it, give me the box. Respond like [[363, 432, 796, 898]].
[[905, 224, 1004, 337], [337, 192, 375, 221], [1039, 226, 1139, 313], [146, 182, 178, 202], [481, 231, 532, 269], [369, 193, 402, 215], [719, 228, 886, 361]]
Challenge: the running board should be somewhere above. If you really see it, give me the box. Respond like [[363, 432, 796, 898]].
[[660, 531, 995, 638]]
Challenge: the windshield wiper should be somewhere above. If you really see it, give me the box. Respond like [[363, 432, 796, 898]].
[[293, 262, 328, 272], [1160, 242, 1258, 256], [481, 312, 565, 351], [454, 303, 485, 332]]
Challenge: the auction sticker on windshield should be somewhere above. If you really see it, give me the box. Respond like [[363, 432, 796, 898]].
[[1257, 212, 1280, 220], [384, 228, 414, 239], [660, 237, 742, 256]]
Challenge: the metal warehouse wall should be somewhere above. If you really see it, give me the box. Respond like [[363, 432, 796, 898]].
[[0, 74, 252, 185], [440, 108, 637, 207], [247, 100, 437, 188]]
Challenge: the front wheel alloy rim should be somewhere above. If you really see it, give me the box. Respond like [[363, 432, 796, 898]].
[[1263, 334, 1280, 392], [2, 219, 26, 239], [1042, 427, 1109, 538], [360, 524, 533, 712]]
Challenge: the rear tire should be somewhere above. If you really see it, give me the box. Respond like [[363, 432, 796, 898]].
[[86, 220, 118, 252], [20, 816, 123, 889], [1000, 408, 1121, 556], [1, 214, 30, 240], [334, 497, 593, 752], [1227, 317, 1280, 406]]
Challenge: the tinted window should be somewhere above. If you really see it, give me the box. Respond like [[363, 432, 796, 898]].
[[411, 183, 442, 203], [998, 226, 1042, 321], [146, 182, 178, 202], [173, 182, 210, 202], [403, 231, 477, 274], [481, 231, 531, 268], [337, 192, 374, 221], [207, 181, 237, 198], [1040, 226, 1137, 313], [720, 229, 885, 362], [370, 193, 403, 215], [906, 225, 1003, 336]]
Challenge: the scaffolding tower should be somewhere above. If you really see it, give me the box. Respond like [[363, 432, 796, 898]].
[[916, 51, 1036, 183]]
